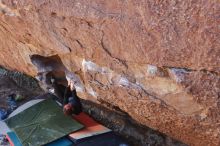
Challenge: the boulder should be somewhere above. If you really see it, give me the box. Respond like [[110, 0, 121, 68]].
[[0, 0, 219, 145]]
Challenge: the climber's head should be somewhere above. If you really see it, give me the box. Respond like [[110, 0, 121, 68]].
[[63, 103, 74, 115]]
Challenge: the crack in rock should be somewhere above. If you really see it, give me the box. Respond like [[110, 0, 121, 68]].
[[100, 30, 128, 69]]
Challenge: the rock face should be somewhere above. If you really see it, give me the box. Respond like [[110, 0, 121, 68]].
[[0, 0, 219, 145]]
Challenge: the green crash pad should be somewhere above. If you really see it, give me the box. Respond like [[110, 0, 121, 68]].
[[5, 99, 84, 146]]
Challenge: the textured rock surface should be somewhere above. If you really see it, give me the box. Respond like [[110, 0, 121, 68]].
[[0, 0, 219, 145]]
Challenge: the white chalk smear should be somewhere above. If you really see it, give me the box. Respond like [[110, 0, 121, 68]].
[[147, 65, 158, 75], [82, 59, 102, 73], [86, 86, 98, 97]]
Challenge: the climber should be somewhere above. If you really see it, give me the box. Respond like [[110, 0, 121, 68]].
[[62, 80, 82, 115], [36, 72, 82, 115], [49, 75, 82, 115]]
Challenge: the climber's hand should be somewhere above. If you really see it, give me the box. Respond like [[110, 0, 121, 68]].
[[63, 104, 74, 115], [68, 80, 76, 91]]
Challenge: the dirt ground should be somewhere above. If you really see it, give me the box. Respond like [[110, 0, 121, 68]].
[[0, 67, 186, 146]]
